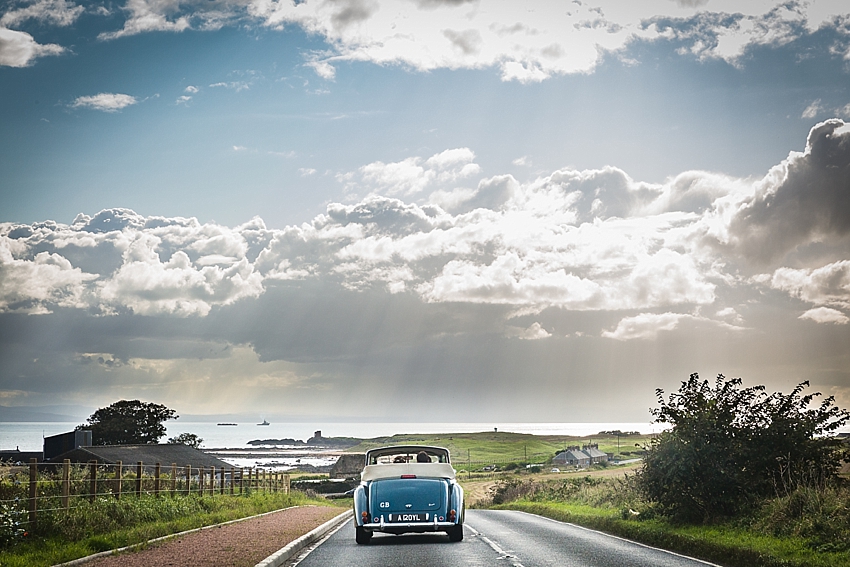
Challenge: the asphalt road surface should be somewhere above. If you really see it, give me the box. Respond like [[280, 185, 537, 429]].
[[289, 509, 720, 567]]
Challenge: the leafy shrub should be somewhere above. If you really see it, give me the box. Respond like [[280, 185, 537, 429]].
[[639, 374, 849, 522], [0, 504, 26, 548]]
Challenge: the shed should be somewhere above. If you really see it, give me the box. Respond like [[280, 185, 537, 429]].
[[329, 453, 365, 479]]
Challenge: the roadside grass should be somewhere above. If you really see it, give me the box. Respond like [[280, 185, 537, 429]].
[[346, 431, 654, 466], [0, 491, 333, 567], [482, 476, 850, 567], [495, 501, 848, 567]]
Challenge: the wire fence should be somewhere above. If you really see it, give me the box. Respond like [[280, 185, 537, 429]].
[[0, 459, 290, 531]]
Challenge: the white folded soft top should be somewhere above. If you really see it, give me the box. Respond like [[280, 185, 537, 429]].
[[361, 462, 456, 482], [360, 445, 456, 481]]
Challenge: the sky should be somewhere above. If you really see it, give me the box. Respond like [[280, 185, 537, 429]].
[[1, 0, 849, 424]]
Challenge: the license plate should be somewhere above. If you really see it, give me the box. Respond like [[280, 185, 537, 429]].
[[388, 513, 428, 522]]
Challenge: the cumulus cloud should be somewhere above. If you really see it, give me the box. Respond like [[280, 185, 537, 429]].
[[2, 122, 849, 338], [339, 147, 481, 198], [507, 322, 552, 340], [602, 312, 689, 341], [0, 247, 97, 313], [601, 311, 745, 340], [71, 93, 138, 112], [799, 307, 849, 325], [97, 0, 193, 40], [651, 2, 845, 66], [701, 119, 850, 265], [0, 26, 64, 67], [0, 209, 268, 317], [46, 0, 842, 80], [771, 260, 850, 309], [1, 0, 83, 27]]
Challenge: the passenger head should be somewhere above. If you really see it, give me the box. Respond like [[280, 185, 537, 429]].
[[416, 451, 430, 463]]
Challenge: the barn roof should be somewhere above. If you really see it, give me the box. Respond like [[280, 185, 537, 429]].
[[49, 444, 234, 470]]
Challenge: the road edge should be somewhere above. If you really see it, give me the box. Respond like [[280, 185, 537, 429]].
[[53, 505, 303, 567], [255, 510, 353, 567]]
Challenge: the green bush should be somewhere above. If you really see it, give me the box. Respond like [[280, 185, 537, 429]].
[[639, 374, 849, 522], [0, 504, 27, 548]]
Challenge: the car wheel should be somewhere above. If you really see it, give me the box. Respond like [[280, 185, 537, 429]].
[[355, 525, 373, 545], [447, 524, 463, 542]]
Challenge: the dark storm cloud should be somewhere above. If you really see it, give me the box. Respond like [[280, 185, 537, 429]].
[[722, 119, 850, 265]]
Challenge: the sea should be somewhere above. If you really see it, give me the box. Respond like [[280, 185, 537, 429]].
[[0, 421, 664, 471]]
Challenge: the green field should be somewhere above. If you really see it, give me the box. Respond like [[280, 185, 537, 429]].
[[345, 429, 653, 466]]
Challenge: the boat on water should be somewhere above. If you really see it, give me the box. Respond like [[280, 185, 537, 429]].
[[217, 423, 238, 426], [258, 419, 270, 426]]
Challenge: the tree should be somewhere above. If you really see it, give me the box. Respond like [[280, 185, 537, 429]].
[[639, 374, 849, 522], [167, 432, 203, 448], [78, 400, 178, 445]]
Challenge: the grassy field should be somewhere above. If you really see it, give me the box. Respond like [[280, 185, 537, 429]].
[[345, 429, 653, 466], [0, 491, 335, 567]]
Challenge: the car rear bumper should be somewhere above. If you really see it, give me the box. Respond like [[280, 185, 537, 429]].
[[363, 516, 458, 533]]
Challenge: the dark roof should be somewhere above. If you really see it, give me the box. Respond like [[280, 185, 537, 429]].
[[583, 447, 608, 458], [49, 444, 234, 470], [554, 449, 591, 462], [0, 450, 43, 463]]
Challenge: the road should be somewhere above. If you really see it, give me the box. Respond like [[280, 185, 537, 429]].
[[288, 509, 720, 567]]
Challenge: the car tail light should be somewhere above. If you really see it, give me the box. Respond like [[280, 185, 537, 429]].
[[448, 509, 457, 521], [361, 512, 370, 523], [400, 474, 416, 479]]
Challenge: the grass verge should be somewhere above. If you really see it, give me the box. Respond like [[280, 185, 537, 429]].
[[0, 491, 333, 567], [494, 500, 850, 567]]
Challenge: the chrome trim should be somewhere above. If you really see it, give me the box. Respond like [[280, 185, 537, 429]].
[[364, 522, 457, 530]]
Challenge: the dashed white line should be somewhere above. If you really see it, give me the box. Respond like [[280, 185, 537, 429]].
[[466, 524, 526, 567]]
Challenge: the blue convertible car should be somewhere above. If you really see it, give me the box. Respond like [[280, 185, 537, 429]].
[[353, 445, 464, 544]]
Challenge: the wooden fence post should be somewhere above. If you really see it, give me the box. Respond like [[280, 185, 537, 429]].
[[154, 463, 161, 497], [185, 465, 192, 495], [210, 466, 216, 496], [220, 468, 225, 495], [136, 461, 143, 497], [261, 469, 266, 493], [230, 468, 235, 495], [284, 473, 290, 494], [89, 460, 97, 501], [199, 467, 205, 494], [28, 458, 37, 529], [239, 468, 244, 495], [171, 463, 177, 496], [61, 459, 70, 509], [116, 461, 122, 500]]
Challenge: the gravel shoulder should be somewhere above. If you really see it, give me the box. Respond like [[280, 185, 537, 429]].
[[84, 505, 347, 567]]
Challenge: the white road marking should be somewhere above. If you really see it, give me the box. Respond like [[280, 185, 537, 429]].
[[285, 519, 351, 566], [514, 510, 724, 566], [466, 524, 526, 567]]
